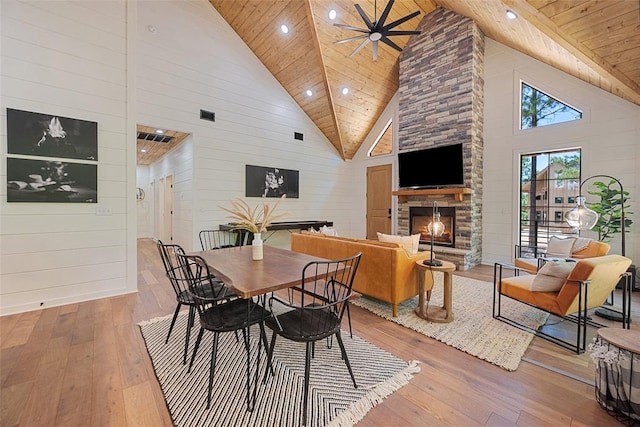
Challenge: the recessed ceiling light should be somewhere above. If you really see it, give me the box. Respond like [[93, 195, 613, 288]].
[[305, 89, 313, 97], [280, 24, 289, 34], [141, 149, 147, 153], [341, 87, 349, 95], [328, 9, 337, 20], [155, 129, 164, 134], [506, 10, 517, 20]]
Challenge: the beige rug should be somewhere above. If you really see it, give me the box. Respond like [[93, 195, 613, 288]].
[[351, 274, 549, 371]]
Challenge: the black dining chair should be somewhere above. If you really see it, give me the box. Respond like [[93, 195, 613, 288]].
[[176, 253, 271, 410], [263, 252, 362, 426], [199, 229, 248, 251], [157, 240, 235, 365]]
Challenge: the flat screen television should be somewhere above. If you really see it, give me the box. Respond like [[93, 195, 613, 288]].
[[398, 143, 464, 189]]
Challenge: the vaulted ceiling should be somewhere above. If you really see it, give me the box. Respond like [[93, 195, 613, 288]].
[[207, 0, 640, 161], [137, 1, 639, 165]]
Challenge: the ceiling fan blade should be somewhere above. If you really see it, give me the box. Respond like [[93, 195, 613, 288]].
[[372, 40, 379, 61], [382, 10, 421, 31], [377, 0, 395, 28], [333, 23, 370, 34], [385, 30, 421, 36], [349, 37, 371, 58], [354, 4, 374, 29], [333, 34, 369, 45], [380, 35, 402, 52]]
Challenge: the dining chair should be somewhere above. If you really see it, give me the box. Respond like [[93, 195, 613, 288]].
[[263, 252, 362, 426], [199, 229, 248, 251], [176, 253, 271, 410], [157, 240, 234, 365]]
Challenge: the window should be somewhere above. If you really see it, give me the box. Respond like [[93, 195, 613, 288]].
[[368, 119, 393, 157], [519, 148, 581, 248], [520, 82, 582, 130]]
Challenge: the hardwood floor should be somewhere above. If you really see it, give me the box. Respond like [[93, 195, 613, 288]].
[[1, 238, 631, 426]]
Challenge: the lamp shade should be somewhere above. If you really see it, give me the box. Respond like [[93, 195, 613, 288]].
[[564, 196, 599, 230]]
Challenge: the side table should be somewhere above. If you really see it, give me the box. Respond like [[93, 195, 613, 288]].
[[414, 260, 456, 323], [593, 327, 640, 425]]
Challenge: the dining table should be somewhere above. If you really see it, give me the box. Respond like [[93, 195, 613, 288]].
[[194, 244, 330, 410]]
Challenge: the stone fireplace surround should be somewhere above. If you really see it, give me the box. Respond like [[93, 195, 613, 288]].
[[396, 7, 484, 271], [410, 206, 456, 247]]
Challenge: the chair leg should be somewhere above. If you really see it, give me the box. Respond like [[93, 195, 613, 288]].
[[303, 341, 313, 426], [165, 303, 181, 344], [188, 327, 205, 373], [263, 331, 278, 384], [259, 322, 274, 376], [335, 332, 357, 388], [346, 301, 353, 338], [207, 332, 220, 409], [183, 306, 195, 364]]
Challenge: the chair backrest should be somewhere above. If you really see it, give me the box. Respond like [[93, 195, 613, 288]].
[[291, 252, 362, 339], [571, 240, 610, 258], [157, 240, 189, 298], [199, 229, 247, 251], [557, 254, 632, 314], [175, 253, 234, 316]]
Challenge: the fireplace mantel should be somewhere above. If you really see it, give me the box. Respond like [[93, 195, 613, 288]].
[[392, 188, 471, 202]]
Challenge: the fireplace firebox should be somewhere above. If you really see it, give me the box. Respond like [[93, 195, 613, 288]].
[[410, 206, 455, 247]]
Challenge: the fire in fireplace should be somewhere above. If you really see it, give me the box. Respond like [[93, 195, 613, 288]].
[[410, 206, 455, 247]]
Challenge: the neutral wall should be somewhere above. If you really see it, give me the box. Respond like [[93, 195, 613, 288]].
[[0, 1, 138, 315], [136, 165, 152, 238], [136, 1, 360, 252]]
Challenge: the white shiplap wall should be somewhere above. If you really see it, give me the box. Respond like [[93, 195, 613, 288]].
[[136, 1, 360, 252], [482, 38, 639, 265], [0, 0, 137, 315]]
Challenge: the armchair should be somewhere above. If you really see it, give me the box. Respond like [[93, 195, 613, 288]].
[[494, 254, 632, 353]]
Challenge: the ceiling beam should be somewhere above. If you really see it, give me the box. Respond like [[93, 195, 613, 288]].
[[504, 0, 640, 105]]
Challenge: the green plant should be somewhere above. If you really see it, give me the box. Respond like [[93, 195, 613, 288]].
[[586, 180, 633, 242]]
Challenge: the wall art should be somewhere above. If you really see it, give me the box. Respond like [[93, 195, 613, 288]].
[[245, 165, 299, 198]]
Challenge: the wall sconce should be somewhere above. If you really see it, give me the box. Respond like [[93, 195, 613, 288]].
[[424, 201, 445, 266], [136, 187, 145, 201]]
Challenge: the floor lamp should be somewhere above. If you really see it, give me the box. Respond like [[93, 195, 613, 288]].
[[564, 174, 627, 322], [423, 201, 445, 267]]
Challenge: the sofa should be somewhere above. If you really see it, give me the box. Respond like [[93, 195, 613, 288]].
[[291, 232, 432, 316], [515, 237, 610, 273]]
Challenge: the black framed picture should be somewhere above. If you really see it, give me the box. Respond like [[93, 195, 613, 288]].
[[7, 158, 97, 203], [7, 108, 98, 161], [245, 165, 299, 198]]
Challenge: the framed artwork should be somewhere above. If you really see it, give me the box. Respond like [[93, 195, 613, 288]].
[[245, 165, 299, 198], [7, 158, 97, 203], [7, 108, 98, 161]]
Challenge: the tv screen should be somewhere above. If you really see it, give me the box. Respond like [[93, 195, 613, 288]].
[[398, 144, 464, 189]]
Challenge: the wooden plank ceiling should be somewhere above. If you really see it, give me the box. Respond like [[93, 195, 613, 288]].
[[141, 0, 640, 164]]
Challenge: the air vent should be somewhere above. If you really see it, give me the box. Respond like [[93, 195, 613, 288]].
[[137, 132, 174, 143], [294, 132, 304, 141], [200, 109, 216, 122]]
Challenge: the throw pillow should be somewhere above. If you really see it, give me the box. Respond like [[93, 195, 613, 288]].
[[319, 225, 338, 236], [530, 259, 576, 292], [376, 232, 420, 256], [546, 236, 576, 258], [572, 237, 592, 253]]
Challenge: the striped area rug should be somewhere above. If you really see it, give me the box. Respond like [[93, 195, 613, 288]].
[[139, 313, 419, 427], [351, 274, 549, 371]]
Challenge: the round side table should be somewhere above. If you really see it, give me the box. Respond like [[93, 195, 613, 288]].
[[414, 260, 456, 323], [593, 327, 640, 425]]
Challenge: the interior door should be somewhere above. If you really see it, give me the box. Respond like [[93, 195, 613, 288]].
[[366, 164, 392, 239]]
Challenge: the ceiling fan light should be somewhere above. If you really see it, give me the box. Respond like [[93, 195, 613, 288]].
[[280, 24, 289, 34], [328, 9, 337, 20], [506, 10, 518, 20]]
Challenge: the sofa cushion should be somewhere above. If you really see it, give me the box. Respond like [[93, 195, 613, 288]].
[[377, 232, 420, 256], [530, 260, 576, 292], [546, 236, 576, 258]]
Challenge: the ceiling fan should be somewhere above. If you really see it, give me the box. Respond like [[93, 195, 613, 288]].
[[333, 0, 421, 61]]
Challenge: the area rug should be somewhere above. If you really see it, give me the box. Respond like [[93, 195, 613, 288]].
[[351, 274, 549, 371], [139, 312, 420, 427]]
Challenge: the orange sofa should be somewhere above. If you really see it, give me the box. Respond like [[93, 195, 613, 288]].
[[291, 232, 432, 316]]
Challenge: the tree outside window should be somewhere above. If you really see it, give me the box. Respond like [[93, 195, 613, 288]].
[[521, 82, 582, 130]]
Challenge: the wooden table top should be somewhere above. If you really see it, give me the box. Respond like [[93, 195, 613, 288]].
[[597, 328, 640, 354], [195, 245, 325, 298]]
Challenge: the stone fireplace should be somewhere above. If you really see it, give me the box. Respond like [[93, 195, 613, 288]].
[[396, 7, 484, 271], [409, 206, 456, 247]]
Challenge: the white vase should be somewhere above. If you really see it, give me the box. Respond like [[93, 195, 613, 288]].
[[252, 233, 263, 260]]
